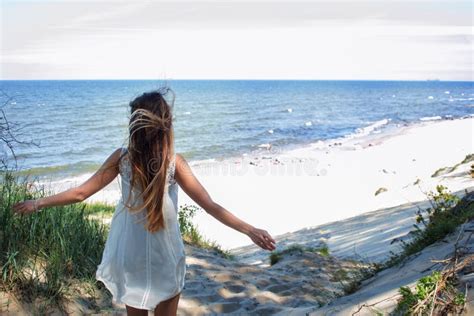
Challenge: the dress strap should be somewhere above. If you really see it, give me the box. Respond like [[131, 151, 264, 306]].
[[168, 153, 177, 184], [119, 147, 130, 177]]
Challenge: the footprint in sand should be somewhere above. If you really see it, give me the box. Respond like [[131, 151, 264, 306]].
[[253, 306, 284, 315], [209, 302, 242, 313], [225, 284, 246, 293], [265, 283, 293, 293], [190, 294, 223, 303]]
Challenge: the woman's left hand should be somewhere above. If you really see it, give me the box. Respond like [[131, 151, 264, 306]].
[[247, 227, 276, 251], [12, 200, 39, 215]]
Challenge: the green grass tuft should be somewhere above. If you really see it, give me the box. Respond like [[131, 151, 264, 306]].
[[178, 204, 234, 260], [0, 171, 109, 313], [431, 153, 474, 177], [269, 243, 330, 265], [383, 186, 474, 269]]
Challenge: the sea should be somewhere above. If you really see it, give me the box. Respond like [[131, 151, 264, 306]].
[[1, 80, 473, 179]]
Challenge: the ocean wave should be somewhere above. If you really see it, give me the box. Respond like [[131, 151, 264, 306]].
[[452, 97, 474, 101], [419, 116, 442, 121], [349, 118, 391, 139], [257, 143, 272, 149], [16, 162, 99, 178]]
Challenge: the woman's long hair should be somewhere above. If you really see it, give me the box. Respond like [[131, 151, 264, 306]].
[[125, 88, 175, 233]]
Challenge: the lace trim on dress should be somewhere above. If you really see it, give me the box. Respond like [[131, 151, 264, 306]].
[[120, 148, 176, 185]]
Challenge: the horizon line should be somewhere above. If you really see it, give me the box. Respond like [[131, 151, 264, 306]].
[[1, 78, 473, 82]]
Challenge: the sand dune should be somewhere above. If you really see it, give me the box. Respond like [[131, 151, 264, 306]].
[[18, 117, 472, 315]]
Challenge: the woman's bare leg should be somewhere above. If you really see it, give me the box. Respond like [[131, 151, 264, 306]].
[[126, 305, 148, 316], [154, 292, 181, 316]]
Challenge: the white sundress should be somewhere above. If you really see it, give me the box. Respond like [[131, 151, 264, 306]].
[[95, 147, 186, 310]]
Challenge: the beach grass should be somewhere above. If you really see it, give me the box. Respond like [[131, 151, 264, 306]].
[[178, 204, 234, 260], [384, 186, 474, 269], [0, 172, 234, 313], [431, 153, 474, 177], [83, 202, 115, 216], [269, 243, 330, 265], [0, 171, 109, 313]]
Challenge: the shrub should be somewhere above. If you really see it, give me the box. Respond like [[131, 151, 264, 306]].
[[395, 270, 466, 315], [0, 171, 109, 312]]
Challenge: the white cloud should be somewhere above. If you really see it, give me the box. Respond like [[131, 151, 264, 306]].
[[1, 1, 472, 80]]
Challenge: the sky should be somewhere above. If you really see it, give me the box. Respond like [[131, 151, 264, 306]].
[[0, 0, 472, 80]]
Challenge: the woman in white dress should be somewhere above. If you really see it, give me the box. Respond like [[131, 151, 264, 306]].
[[13, 88, 277, 316]]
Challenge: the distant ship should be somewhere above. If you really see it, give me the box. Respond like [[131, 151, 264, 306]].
[[426, 78, 441, 82]]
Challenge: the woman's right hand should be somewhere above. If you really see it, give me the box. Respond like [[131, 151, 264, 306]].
[[13, 200, 39, 215], [247, 227, 276, 251]]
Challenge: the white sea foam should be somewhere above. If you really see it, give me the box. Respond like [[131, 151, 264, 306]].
[[419, 116, 442, 121], [453, 98, 474, 101], [305, 121, 312, 127], [310, 140, 326, 149], [351, 118, 391, 138], [258, 143, 272, 149], [189, 158, 217, 167], [184, 111, 191, 115]]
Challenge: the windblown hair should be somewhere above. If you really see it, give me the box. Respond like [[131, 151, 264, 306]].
[[125, 88, 175, 233]]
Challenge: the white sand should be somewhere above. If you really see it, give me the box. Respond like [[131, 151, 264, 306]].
[[185, 117, 473, 250]]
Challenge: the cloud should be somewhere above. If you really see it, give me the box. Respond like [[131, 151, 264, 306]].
[[1, 1, 472, 80]]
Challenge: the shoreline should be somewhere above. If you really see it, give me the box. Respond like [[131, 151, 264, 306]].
[[22, 114, 472, 180], [39, 117, 473, 250]]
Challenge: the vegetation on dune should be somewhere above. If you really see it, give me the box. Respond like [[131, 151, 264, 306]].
[[384, 185, 474, 268], [83, 202, 115, 216], [0, 175, 234, 313], [352, 187, 473, 315], [178, 204, 234, 260], [384, 186, 474, 315], [0, 171, 110, 313], [269, 243, 331, 266], [395, 269, 468, 315], [431, 153, 474, 177], [374, 187, 388, 196], [269, 243, 377, 297]]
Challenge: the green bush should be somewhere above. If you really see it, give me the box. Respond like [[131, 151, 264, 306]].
[[395, 271, 465, 315]]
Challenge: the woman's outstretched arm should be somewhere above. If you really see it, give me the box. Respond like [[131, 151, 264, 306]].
[[175, 154, 276, 251], [13, 148, 122, 215]]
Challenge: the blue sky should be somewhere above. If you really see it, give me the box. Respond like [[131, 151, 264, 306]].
[[1, 0, 472, 80]]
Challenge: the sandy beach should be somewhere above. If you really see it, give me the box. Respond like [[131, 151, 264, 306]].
[[55, 117, 473, 252]]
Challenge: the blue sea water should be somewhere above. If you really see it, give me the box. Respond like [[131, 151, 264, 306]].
[[1, 80, 473, 178]]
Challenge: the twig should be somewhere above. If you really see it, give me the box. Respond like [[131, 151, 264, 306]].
[[351, 293, 401, 316]]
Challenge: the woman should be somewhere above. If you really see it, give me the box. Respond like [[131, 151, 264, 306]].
[[13, 88, 276, 316]]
